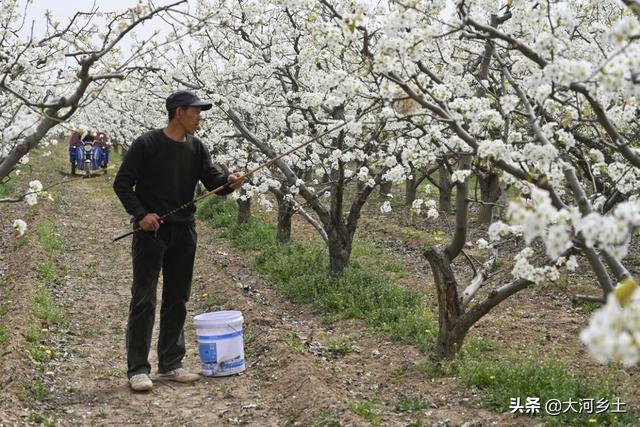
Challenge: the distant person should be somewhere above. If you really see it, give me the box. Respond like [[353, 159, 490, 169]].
[[82, 130, 96, 143], [94, 132, 108, 147], [68, 131, 81, 147], [113, 90, 244, 392]]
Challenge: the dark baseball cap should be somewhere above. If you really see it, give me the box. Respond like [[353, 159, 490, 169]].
[[165, 90, 212, 111]]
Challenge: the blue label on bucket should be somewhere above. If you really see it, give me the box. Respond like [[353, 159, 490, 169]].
[[197, 331, 243, 341], [221, 358, 244, 370], [198, 342, 217, 362]]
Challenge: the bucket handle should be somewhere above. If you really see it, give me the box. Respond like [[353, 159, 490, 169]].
[[226, 322, 241, 334]]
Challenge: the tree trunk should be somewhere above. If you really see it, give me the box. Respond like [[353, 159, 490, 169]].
[[379, 180, 392, 196], [438, 164, 451, 212], [478, 172, 501, 225], [237, 194, 250, 225], [424, 246, 469, 360], [405, 176, 418, 206], [274, 191, 294, 243], [327, 227, 353, 275]]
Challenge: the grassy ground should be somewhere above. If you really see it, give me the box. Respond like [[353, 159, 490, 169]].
[[198, 196, 637, 426]]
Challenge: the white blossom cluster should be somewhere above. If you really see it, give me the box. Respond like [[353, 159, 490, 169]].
[[503, 188, 577, 259], [24, 180, 43, 206], [511, 247, 560, 284], [411, 198, 439, 219], [12, 219, 27, 236], [581, 280, 640, 367], [477, 139, 510, 163], [605, 162, 639, 195], [451, 170, 471, 183], [476, 238, 490, 250], [553, 255, 579, 272], [575, 202, 640, 260]]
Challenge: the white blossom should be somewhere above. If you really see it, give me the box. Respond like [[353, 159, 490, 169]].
[[380, 201, 392, 214], [476, 238, 489, 250], [451, 170, 471, 183], [257, 196, 273, 212], [29, 180, 43, 192], [545, 224, 572, 260], [13, 219, 27, 236], [411, 198, 424, 215], [426, 208, 439, 219], [581, 280, 640, 367]]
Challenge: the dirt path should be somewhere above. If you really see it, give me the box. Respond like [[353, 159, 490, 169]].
[[2, 146, 530, 426]]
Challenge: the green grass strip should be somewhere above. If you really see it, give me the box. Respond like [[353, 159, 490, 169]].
[[36, 220, 62, 254], [422, 339, 637, 426], [198, 197, 436, 351]]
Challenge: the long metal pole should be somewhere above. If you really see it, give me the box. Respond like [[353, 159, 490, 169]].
[[112, 120, 350, 242]]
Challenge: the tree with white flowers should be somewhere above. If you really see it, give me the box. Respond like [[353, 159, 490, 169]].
[[0, 0, 200, 233], [170, 0, 423, 273], [0, 0, 192, 181], [6, 0, 640, 367], [313, 0, 640, 359]]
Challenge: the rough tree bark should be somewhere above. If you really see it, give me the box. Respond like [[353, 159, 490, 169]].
[[478, 171, 501, 224], [379, 180, 392, 196], [405, 176, 418, 206], [237, 191, 250, 225], [424, 247, 467, 359], [438, 164, 451, 212], [273, 190, 294, 243]]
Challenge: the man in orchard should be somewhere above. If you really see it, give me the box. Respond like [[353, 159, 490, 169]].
[[113, 90, 244, 392]]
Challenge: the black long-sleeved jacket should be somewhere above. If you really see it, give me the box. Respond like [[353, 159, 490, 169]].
[[113, 129, 232, 223]]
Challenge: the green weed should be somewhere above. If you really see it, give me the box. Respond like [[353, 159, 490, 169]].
[[456, 356, 635, 426], [25, 324, 44, 343], [29, 345, 53, 363], [198, 198, 277, 251], [32, 287, 60, 324], [36, 220, 62, 253], [255, 244, 436, 351], [197, 197, 237, 229], [201, 292, 222, 311], [0, 176, 16, 197], [28, 412, 56, 426], [395, 394, 427, 412], [574, 299, 600, 314], [348, 400, 381, 425], [312, 412, 342, 427], [325, 339, 353, 356], [37, 261, 56, 281], [223, 220, 277, 251], [0, 324, 8, 345], [285, 334, 305, 352], [24, 378, 48, 401], [351, 240, 384, 258], [417, 339, 634, 425]]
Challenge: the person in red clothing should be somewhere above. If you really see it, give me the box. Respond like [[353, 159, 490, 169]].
[[94, 132, 108, 147], [68, 131, 81, 147], [113, 90, 244, 392]]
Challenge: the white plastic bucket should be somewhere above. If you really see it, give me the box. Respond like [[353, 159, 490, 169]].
[[194, 310, 245, 376]]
